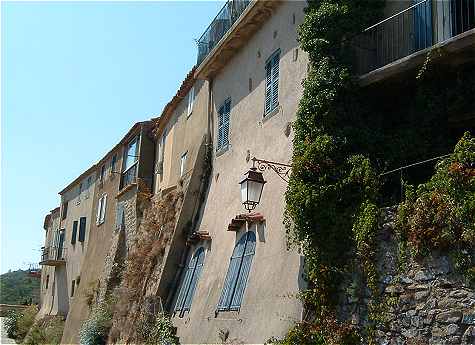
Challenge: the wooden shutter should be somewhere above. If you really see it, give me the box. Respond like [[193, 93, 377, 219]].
[[217, 104, 224, 149], [78, 217, 86, 242], [230, 232, 256, 309], [217, 235, 246, 311], [271, 53, 280, 110], [187, 86, 195, 116], [265, 62, 272, 114], [222, 99, 231, 147], [175, 254, 197, 313], [71, 221, 78, 245], [183, 248, 205, 311]]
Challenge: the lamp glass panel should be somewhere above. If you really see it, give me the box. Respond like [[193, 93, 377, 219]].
[[240, 180, 248, 204], [248, 180, 263, 203]]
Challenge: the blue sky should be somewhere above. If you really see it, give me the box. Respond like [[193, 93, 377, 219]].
[[1, 1, 224, 273]]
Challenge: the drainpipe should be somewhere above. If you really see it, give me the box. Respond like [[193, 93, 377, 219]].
[[164, 77, 214, 311]]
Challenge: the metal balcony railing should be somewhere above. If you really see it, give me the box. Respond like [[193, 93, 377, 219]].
[[40, 246, 66, 263], [120, 163, 137, 190], [352, 0, 475, 75], [197, 0, 251, 65]]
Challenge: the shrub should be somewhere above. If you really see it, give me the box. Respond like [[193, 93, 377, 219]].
[[136, 312, 179, 345], [23, 316, 65, 345], [4, 310, 20, 338], [79, 297, 115, 345]]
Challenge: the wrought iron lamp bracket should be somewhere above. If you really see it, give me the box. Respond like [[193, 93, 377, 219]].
[[251, 157, 291, 182]]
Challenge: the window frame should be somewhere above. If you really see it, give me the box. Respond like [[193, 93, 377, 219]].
[[187, 85, 195, 117], [96, 195, 107, 225], [180, 151, 188, 177]]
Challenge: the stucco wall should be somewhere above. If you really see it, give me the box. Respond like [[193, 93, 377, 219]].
[[155, 79, 209, 194], [59, 170, 97, 308], [173, 1, 308, 343], [61, 148, 123, 345]]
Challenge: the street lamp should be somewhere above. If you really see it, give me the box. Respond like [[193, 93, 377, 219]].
[[239, 167, 266, 213], [239, 157, 292, 212]]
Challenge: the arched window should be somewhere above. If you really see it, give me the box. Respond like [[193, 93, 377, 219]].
[[217, 231, 256, 311], [175, 247, 205, 316]]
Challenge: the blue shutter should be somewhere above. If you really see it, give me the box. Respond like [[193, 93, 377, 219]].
[[271, 53, 280, 110], [265, 62, 272, 114], [230, 232, 256, 310], [183, 248, 205, 311], [78, 217, 86, 242], [175, 259, 195, 313], [217, 105, 224, 150], [222, 99, 231, 147], [71, 221, 78, 245], [218, 236, 246, 311]]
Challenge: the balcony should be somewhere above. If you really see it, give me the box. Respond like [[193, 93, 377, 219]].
[[197, 0, 251, 65], [120, 162, 137, 190], [352, 0, 474, 81], [39, 246, 66, 266]]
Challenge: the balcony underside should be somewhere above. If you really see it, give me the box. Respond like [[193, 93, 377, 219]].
[[195, 0, 281, 80], [359, 28, 475, 87], [39, 259, 65, 267]]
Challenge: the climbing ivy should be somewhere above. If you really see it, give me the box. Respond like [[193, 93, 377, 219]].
[[281, 0, 474, 344]]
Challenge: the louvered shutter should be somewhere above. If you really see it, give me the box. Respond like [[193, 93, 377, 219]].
[[71, 221, 78, 245], [265, 62, 272, 114], [271, 54, 279, 110], [230, 232, 256, 309], [175, 252, 198, 313], [217, 105, 224, 150], [183, 248, 205, 311], [222, 99, 231, 147], [78, 217, 86, 242], [217, 235, 246, 311]]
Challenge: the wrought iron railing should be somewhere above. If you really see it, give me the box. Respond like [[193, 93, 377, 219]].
[[120, 163, 137, 190], [352, 0, 475, 75], [41, 246, 66, 262], [197, 0, 251, 65]]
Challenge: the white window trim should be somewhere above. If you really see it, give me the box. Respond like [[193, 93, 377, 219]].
[[187, 86, 195, 117], [96, 194, 107, 225], [180, 151, 188, 177]]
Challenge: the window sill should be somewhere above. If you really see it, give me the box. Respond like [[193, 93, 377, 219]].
[[117, 182, 137, 198], [263, 104, 280, 123], [216, 145, 229, 158]]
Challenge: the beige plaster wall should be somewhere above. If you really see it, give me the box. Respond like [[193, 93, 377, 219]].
[[173, 1, 308, 343], [154, 79, 209, 194]]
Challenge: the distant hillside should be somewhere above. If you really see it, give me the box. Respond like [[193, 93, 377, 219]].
[[0, 269, 40, 305]]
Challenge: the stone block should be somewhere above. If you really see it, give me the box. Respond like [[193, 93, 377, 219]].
[[435, 310, 462, 324]]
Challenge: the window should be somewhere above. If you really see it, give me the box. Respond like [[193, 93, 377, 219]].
[[100, 165, 106, 182], [217, 98, 231, 151], [111, 155, 117, 174], [187, 86, 195, 117], [71, 280, 75, 297], [78, 217, 86, 242], [264, 50, 280, 115], [77, 183, 83, 204], [71, 220, 78, 245], [45, 275, 49, 289], [61, 201, 68, 220], [85, 176, 92, 198], [115, 203, 125, 231], [180, 151, 188, 177], [124, 137, 138, 171], [217, 231, 256, 311], [175, 247, 205, 316], [96, 195, 107, 225]]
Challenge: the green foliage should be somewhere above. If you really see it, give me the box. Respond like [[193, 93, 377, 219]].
[[23, 316, 65, 345], [0, 269, 40, 305], [136, 312, 179, 345], [79, 296, 115, 345], [4, 305, 38, 342], [398, 132, 475, 284]]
